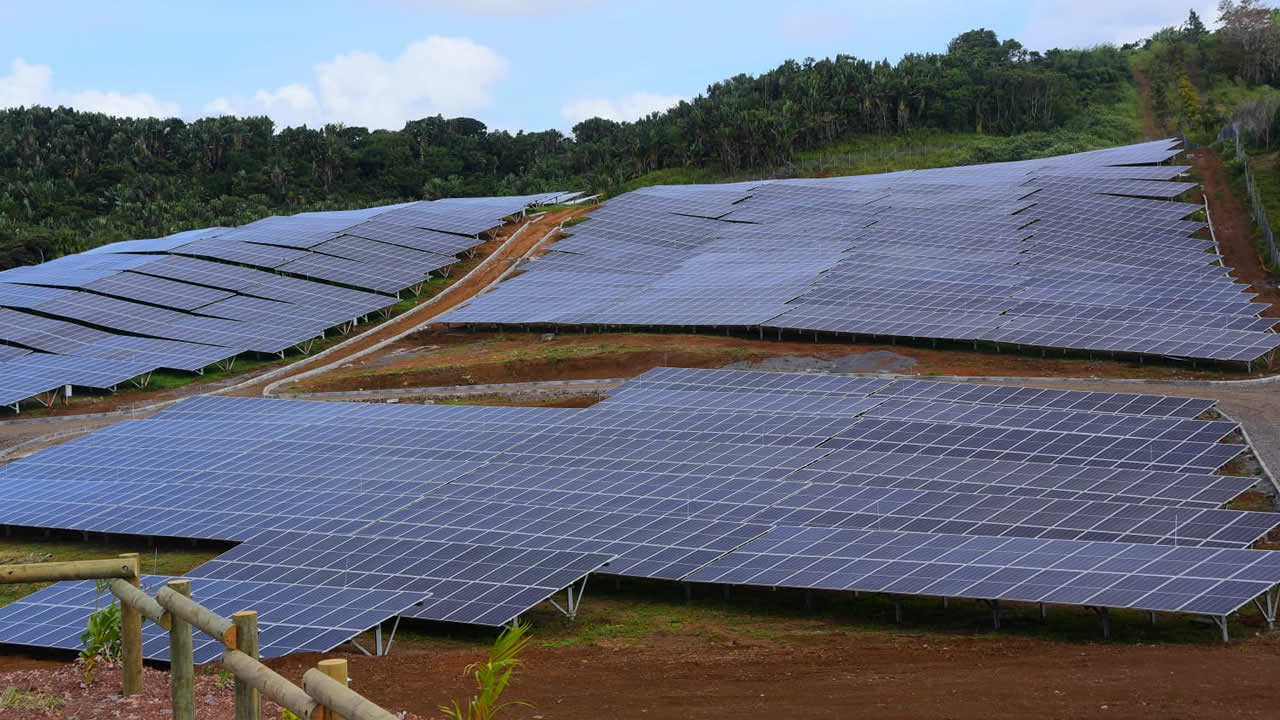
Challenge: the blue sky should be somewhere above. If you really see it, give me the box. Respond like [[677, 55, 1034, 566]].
[[0, 0, 1215, 133]]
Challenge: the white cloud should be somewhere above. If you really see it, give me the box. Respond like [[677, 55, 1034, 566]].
[[0, 58, 51, 108], [780, 9, 856, 44], [1022, 0, 1218, 49], [66, 89, 179, 119], [0, 57, 180, 118], [561, 92, 684, 126], [208, 36, 507, 130], [380, 0, 596, 18]]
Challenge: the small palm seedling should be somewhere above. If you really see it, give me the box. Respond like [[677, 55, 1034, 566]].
[[79, 579, 122, 683], [441, 620, 533, 720]]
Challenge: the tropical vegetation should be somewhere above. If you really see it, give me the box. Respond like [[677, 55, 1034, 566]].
[[3, 7, 1280, 270]]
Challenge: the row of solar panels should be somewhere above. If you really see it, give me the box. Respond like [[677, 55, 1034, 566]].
[[0, 193, 575, 410], [441, 140, 1280, 364], [0, 367, 1275, 659]]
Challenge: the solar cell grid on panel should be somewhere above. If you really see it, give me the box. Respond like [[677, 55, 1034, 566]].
[[792, 449, 1251, 508], [686, 526, 1278, 617], [0, 576, 427, 662], [190, 530, 612, 626], [84, 272, 236, 311]]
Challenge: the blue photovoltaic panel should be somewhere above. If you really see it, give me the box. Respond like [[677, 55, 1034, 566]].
[[0, 359, 1276, 649], [0, 576, 427, 662], [190, 531, 613, 626], [687, 526, 1280, 616]]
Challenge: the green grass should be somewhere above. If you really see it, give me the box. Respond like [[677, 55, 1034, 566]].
[[0, 687, 63, 713], [620, 94, 1141, 191], [1238, 148, 1280, 275], [0, 533, 224, 610]]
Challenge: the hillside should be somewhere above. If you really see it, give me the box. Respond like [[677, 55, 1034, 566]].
[[0, 28, 1143, 270]]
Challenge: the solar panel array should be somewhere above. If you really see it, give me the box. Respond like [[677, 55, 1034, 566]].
[[0, 366, 1277, 659], [0, 193, 567, 410], [0, 575, 428, 662], [441, 140, 1280, 364]]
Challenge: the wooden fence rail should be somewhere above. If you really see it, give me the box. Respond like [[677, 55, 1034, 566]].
[[0, 555, 398, 720]]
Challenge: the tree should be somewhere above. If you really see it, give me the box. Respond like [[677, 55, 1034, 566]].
[[1184, 9, 1209, 41], [1218, 0, 1280, 83]]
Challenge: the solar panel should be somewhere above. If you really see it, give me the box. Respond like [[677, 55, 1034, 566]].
[[190, 531, 612, 626], [686, 526, 1280, 617], [0, 575, 427, 662], [433, 142, 1280, 363], [1, 360, 1275, 649]]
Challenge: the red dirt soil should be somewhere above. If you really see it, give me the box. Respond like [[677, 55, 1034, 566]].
[[259, 631, 1280, 720], [292, 328, 1256, 396], [1189, 148, 1280, 319]]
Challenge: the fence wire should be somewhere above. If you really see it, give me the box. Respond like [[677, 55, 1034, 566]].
[[1233, 134, 1280, 276]]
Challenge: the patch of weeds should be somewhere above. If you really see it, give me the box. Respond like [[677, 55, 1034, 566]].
[[0, 687, 63, 714]]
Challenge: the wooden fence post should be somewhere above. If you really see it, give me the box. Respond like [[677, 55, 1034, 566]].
[[118, 553, 143, 696], [167, 579, 195, 720], [317, 659, 348, 720], [233, 611, 261, 720]]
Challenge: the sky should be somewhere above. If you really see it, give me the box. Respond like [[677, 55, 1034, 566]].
[[0, 0, 1219, 134]]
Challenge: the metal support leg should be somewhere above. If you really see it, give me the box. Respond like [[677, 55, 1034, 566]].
[[805, 590, 813, 611], [1208, 615, 1230, 643], [1251, 586, 1279, 629], [384, 614, 404, 655], [375, 623, 383, 656], [1094, 606, 1110, 639], [892, 596, 902, 624], [546, 577, 590, 621], [684, 582, 692, 605], [1040, 603, 1046, 619], [986, 600, 1000, 630], [1148, 611, 1156, 625]]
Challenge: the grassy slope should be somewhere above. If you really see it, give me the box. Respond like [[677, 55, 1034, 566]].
[[622, 89, 1143, 191], [0, 535, 221, 609]]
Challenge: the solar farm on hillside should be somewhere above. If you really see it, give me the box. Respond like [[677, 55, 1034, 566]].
[[443, 139, 1280, 366], [0, 140, 1278, 664]]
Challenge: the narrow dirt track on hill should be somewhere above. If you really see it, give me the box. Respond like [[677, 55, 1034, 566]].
[[1190, 148, 1280, 318], [224, 207, 585, 397], [1134, 67, 1161, 140]]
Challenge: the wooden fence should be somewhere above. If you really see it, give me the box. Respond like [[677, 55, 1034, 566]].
[[2, 553, 397, 720]]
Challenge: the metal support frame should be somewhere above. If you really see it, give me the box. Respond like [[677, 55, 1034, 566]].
[[1252, 585, 1279, 629], [546, 576, 591, 621], [410, 282, 424, 297], [1086, 606, 1111, 638], [1207, 615, 1230, 643], [983, 599, 1001, 630], [131, 372, 152, 389], [382, 614, 404, 655], [891, 595, 902, 623]]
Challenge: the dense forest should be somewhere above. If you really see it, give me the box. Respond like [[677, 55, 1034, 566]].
[[1, 9, 1277, 269], [1135, 0, 1280, 142]]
